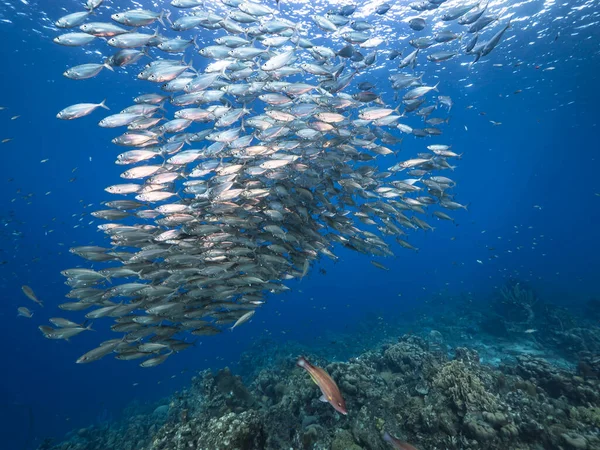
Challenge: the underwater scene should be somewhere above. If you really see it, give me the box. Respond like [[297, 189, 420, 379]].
[[0, 0, 599, 448]]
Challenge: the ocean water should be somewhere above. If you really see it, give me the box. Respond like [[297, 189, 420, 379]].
[[0, 0, 598, 449]]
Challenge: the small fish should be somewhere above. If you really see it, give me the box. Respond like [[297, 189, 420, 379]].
[[55, 11, 91, 28], [49, 317, 82, 328], [427, 51, 457, 63], [22, 285, 43, 307], [57, 100, 109, 120], [376, 3, 391, 15], [524, 329, 537, 334], [53, 32, 96, 47], [230, 311, 255, 330], [140, 351, 172, 368], [371, 261, 389, 271], [17, 307, 33, 318], [39, 323, 94, 340], [85, 0, 103, 11], [408, 18, 426, 31], [297, 356, 347, 415], [77, 340, 121, 364], [383, 432, 418, 449], [63, 62, 114, 80]]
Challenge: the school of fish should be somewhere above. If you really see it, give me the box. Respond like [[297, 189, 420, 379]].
[[42, 0, 511, 368]]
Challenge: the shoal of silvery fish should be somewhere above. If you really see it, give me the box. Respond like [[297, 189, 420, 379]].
[[44, 0, 511, 367]]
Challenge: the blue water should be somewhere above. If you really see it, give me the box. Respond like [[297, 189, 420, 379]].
[[0, 0, 598, 448]]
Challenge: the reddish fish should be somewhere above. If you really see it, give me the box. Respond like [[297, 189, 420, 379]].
[[297, 356, 347, 415], [383, 432, 418, 450]]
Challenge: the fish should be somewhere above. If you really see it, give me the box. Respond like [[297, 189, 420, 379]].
[[80, 22, 128, 37], [111, 9, 167, 27], [39, 323, 94, 340], [47, 0, 469, 366], [140, 351, 173, 368], [408, 18, 426, 31], [17, 307, 33, 318], [481, 20, 512, 57], [49, 317, 84, 328], [468, 15, 498, 33], [383, 432, 418, 449], [230, 311, 255, 330], [53, 32, 96, 46], [376, 3, 391, 15], [77, 340, 122, 364], [371, 261, 390, 271], [21, 285, 43, 307], [441, 4, 478, 21], [57, 100, 109, 120], [55, 11, 92, 29], [63, 62, 114, 80], [427, 51, 458, 63], [297, 356, 347, 415], [107, 29, 160, 48]]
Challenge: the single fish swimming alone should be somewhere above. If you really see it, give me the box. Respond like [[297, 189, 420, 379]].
[[297, 356, 347, 415]]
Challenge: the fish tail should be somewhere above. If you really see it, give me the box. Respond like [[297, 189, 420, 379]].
[[157, 10, 166, 28], [99, 99, 110, 110], [103, 59, 115, 72]]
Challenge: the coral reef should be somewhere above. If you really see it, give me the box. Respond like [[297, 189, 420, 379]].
[[42, 282, 600, 450], [46, 331, 600, 450]]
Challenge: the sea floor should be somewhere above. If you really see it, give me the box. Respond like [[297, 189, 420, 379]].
[[42, 286, 600, 450]]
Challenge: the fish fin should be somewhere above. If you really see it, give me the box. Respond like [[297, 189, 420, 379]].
[[319, 394, 328, 403], [86, 323, 95, 332], [141, 47, 152, 61], [99, 99, 110, 110], [103, 60, 115, 72], [157, 10, 166, 28]]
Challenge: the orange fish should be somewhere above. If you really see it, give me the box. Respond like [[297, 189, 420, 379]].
[[297, 356, 347, 415], [383, 432, 418, 450]]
